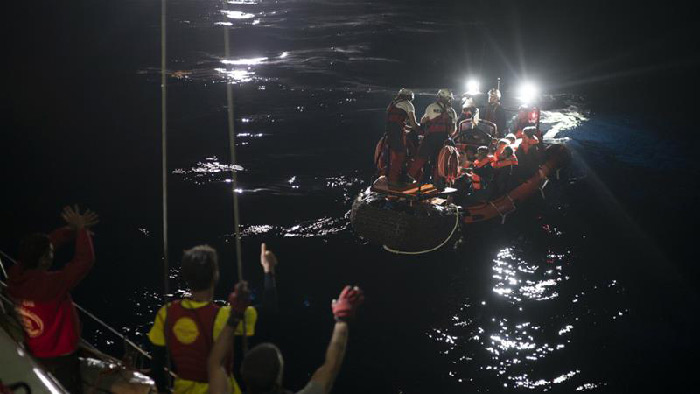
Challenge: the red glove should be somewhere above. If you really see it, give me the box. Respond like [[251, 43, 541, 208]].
[[227, 281, 250, 325], [332, 285, 364, 321]]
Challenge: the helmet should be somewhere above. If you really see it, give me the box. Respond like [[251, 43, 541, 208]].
[[462, 95, 474, 108], [397, 88, 414, 101], [488, 88, 501, 102], [506, 133, 516, 141], [437, 88, 454, 102]]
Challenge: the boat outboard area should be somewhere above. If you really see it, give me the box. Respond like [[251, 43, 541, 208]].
[[350, 81, 572, 253]]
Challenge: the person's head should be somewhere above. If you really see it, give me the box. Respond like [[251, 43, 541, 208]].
[[396, 88, 414, 102], [477, 145, 489, 159], [523, 126, 536, 138], [505, 133, 516, 144], [241, 343, 284, 394], [18, 234, 53, 270], [503, 145, 514, 158], [488, 88, 501, 104], [437, 88, 453, 104], [497, 138, 509, 153], [181, 245, 219, 292]]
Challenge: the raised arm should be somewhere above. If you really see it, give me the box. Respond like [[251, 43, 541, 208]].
[[208, 281, 251, 394], [307, 286, 364, 394], [259, 243, 279, 315]]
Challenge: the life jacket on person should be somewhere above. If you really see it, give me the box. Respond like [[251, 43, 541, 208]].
[[492, 149, 519, 168], [473, 155, 495, 168], [426, 103, 452, 134], [386, 100, 408, 131], [14, 296, 81, 358], [165, 300, 226, 383], [469, 172, 482, 190]]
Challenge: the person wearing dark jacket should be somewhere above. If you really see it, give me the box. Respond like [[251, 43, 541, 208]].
[[7, 205, 99, 394], [482, 88, 507, 138]]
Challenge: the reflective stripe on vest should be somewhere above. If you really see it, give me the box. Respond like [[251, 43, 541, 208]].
[[166, 301, 221, 383]]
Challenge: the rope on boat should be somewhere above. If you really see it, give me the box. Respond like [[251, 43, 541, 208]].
[[160, 0, 170, 300], [222, 1, 248, 354], [382, 207, 460, 255]]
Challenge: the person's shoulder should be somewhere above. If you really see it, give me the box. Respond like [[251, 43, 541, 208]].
[[395, 100, 413, 113]]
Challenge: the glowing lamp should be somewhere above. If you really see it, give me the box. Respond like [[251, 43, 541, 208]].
[[465, 80, 480, 95]]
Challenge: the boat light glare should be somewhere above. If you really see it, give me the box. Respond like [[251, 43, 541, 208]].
[[518, 83, 538, 103], [466, 80, 480, 95]]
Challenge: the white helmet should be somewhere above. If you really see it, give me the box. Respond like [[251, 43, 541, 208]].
[[397, 88, 414, 101], [437, 88, 453, 102]]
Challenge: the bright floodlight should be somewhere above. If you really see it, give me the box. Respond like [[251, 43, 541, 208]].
[[466, 80, 480, 95], [518, 83, 538, 103]]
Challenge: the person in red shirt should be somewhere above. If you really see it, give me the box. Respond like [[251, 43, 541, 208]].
[[7, 205, 99, 394]]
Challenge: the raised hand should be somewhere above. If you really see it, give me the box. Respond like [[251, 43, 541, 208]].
[[227, 280, 251, 316], [332, 285, 365, 322], [61, 205, 100, 229], [260, 243, 278, 274]]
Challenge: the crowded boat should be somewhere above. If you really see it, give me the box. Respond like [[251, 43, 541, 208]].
[[351, 80, 570, 253]]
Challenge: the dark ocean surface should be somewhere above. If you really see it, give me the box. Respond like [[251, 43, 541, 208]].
[[4, 1, 700, 392]]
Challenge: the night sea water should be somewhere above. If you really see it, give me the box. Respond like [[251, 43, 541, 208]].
[[4, 0, 700, 392]]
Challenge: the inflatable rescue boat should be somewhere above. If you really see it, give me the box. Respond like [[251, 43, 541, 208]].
[[351, 117, 571, 254]]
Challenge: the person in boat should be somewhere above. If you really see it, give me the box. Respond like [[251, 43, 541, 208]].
[[491, 145, 520, 196], [385, 88, 420, 186], [208, 283, 364, 394], [148, 243, 278, 394], [457, 94, 479, 132], [516, 126, 542, 176], [482, 88, 507, 138], [407, 88, 458, 184], [512, 104, 541, 138], [6, 205, 99, 394]]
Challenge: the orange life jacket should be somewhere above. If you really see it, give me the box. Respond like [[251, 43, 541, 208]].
[[492, 154, 519, 168], [471, 172, 482, 190], [473, 155, 495, 168]]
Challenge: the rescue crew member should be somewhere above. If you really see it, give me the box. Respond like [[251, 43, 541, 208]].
[[208, 284, 364, 394], [513, 104, 541, 138], [7, 205, 99, 394], [385, 88, 420, 186], [457, 94, 479, 134], [407, 88, 457, 183], [483, 87, 507, 138], [148, 243, 278, 394]]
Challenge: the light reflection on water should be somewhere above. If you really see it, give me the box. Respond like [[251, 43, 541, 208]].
[[430, 224, 625, 391]]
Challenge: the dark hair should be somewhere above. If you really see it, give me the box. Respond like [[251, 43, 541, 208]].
[[523, 126, 536, 138], [18, 234, 51, 269], [503, 146, 514, 158], [180, 245, 218, 291], [241, 343, 283, 394]]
